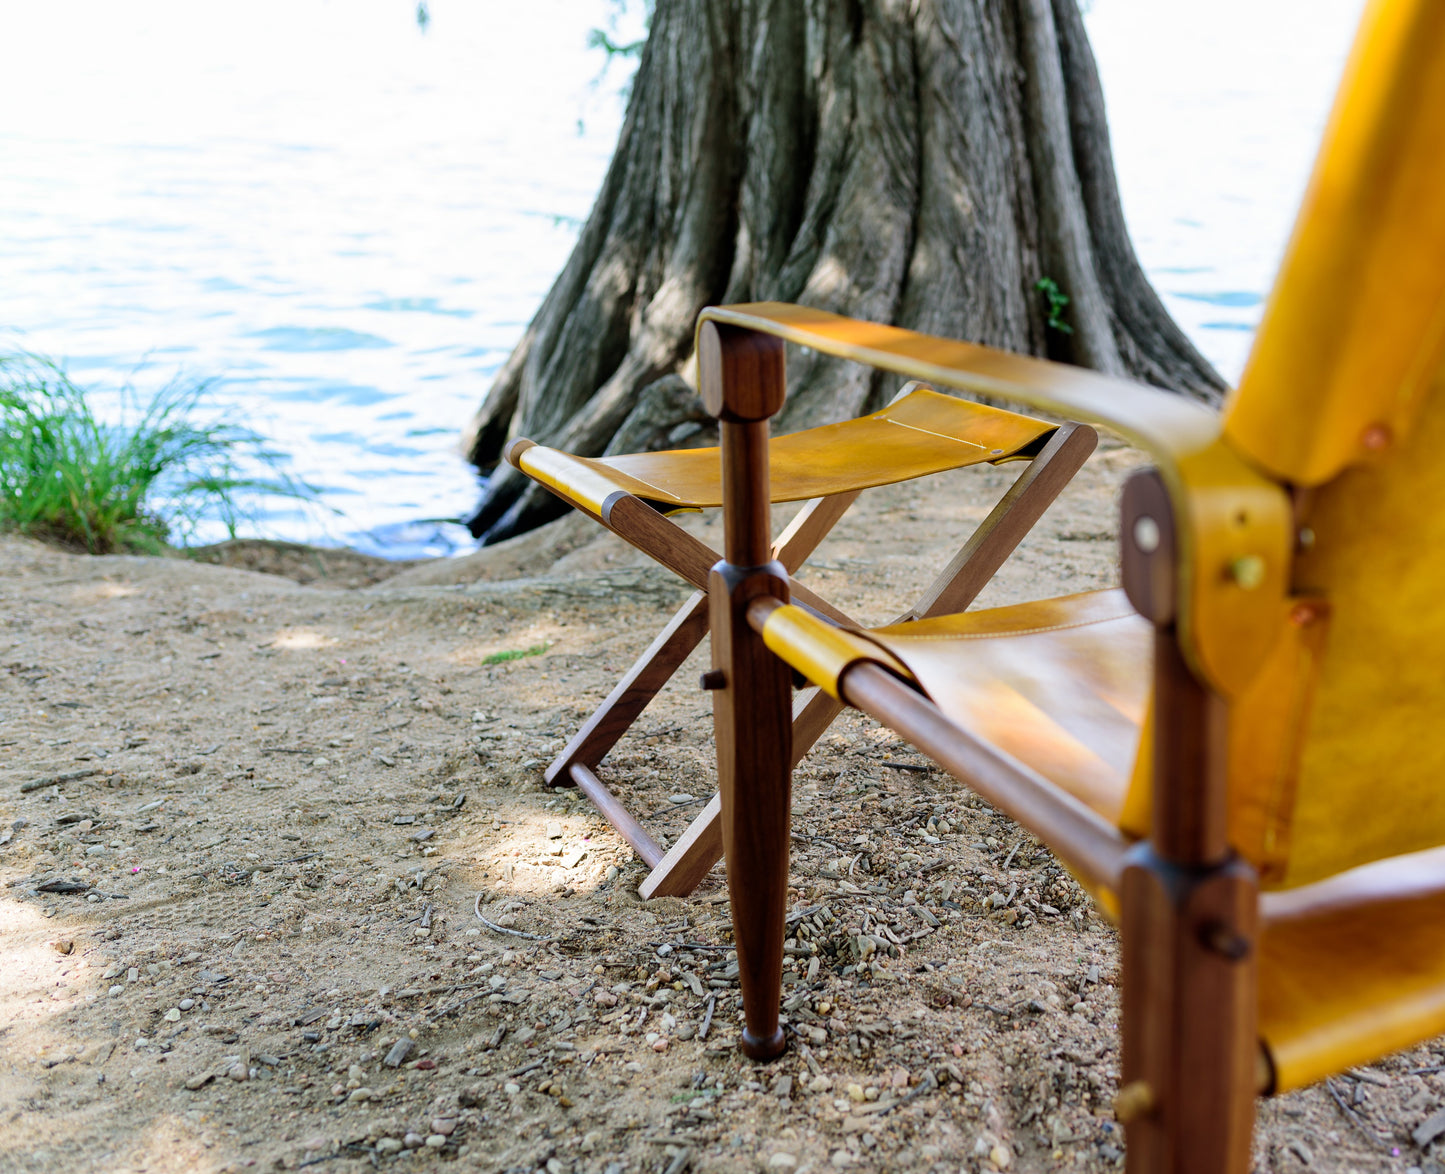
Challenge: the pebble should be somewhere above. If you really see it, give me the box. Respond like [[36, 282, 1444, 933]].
[[403, 1133, 425, 1149], [846, 1084, 865, 1103], [311, 757, 330, 767], [108, 985, 124, 997], [430, 1118, 456, 1136], [546, 822, 563, 839], [347, 1088, 374, 1103], [768, 1155, 797, 1170], [184, 1073, 214, 1090], [504, 1082, 521, 1095], [126, 967, 139, 983], [989, 1144, 1012, 1169], [227, 1064, 249, 1082], [163, 1008, 181, 1022], [425, 1135, 446, 1149], [651, 1038, 669, 1053], [384, 1039, 414, 1068], [178, 999, 195, 1011], [51, 939, 74, 955], [375, 1139, 403, 1155], [605, 865, 619, 882]]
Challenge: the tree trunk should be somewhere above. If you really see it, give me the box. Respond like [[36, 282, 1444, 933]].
[[464, 0, 1223, 543]]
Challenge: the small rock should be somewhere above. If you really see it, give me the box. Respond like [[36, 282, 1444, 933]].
[[126, 967, 139, 983], [184, 1073, 214, 1090], [348, 1087, 374, 1103], [430, 1118, 456, 1136], [668, 793, 695, 804], [807, 1075, 832, 1093], [546, 821, 563, 839], [424, 1135, 446, 1149], [108, 985, 124, 997], [384, 1038, 414, 1068], [178, 998, 195, 1011], [163, 1008, 181, 1022], [604, 866, 619, 882], [774, 1075, 793, 1098], [227, 1064, 249, 1082], [1416, 1109, 1445, 1150], [988, 1143, 1012, 1170], [301, 1136, 330, 1152], [52, 939, 74, 955], [402, 1132, 424, 1149], [768, 1155, 797, 1170], [504, 1082, 521, 1094], [311, 757, 330, 767], [846, 1083, 865, 1103], [652, 1038, 669, 1052], [375, 1139, 403, 1155]]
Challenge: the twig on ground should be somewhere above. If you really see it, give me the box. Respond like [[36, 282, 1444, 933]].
[[474, 893, 548, 940], [698, 994, 716, 1041], [1324, 1077, 1393, 1151]]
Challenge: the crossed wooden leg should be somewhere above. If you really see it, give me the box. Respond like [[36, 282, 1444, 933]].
[[539, 416, 1098, 900]]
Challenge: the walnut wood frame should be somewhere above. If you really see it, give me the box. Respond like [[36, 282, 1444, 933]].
[[708, 320, 1260, 1172], [527, 392, 1096, 899]]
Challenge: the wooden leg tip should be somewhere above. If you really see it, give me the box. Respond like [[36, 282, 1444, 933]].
[[740, 1027, 787, 1062]]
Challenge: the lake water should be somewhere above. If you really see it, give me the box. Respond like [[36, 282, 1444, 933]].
[[0, 0, 1366, 557]]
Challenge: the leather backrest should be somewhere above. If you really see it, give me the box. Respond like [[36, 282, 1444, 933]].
[[1222, 0, 1445, 886]]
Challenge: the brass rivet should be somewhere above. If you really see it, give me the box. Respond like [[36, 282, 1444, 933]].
[[1230, 555, 1266, 590], [1362, 423, 1392, 452], [1132, 516, 1161, 554], [1114, 1080, 1156, 1124]]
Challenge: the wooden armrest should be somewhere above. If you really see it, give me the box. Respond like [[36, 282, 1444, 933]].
[[698, 303, 1294, 696]]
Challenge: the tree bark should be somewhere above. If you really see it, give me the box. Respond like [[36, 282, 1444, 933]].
[[464, 0, 1223, 543]]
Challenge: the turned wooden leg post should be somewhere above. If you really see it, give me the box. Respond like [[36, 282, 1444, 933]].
[[702, 320, 793, 1062], [1118, 470, 1259, 1174]]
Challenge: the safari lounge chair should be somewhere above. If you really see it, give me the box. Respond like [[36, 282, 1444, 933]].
[[505, 381, 1098, 899], [701, 2, 1445, 1170]]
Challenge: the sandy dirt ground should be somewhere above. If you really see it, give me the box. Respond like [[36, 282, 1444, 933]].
[[0, 438, 1437, 1174]]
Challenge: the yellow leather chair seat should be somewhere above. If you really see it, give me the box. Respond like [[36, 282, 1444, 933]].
[[1260, 844, 1445, 1091], [517, 387, 1054, 514], [862, 590, 1152, 824]]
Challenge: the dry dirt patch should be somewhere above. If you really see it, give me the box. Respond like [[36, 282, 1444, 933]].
[[0, 444, 1436, 1173]]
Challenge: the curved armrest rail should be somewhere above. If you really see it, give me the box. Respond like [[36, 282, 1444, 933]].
[[699, 303, 1295, 697]]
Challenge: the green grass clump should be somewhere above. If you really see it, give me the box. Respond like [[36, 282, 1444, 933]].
[[0, 353, 303, 554], [480, 642, 551, 666]]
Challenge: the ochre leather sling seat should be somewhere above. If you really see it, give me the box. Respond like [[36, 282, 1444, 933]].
[[511, 386, 1054, 514], [762, 589, 1152, 827], [696, 4, 1445, 1170], [505, 380, 1097, 900]]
